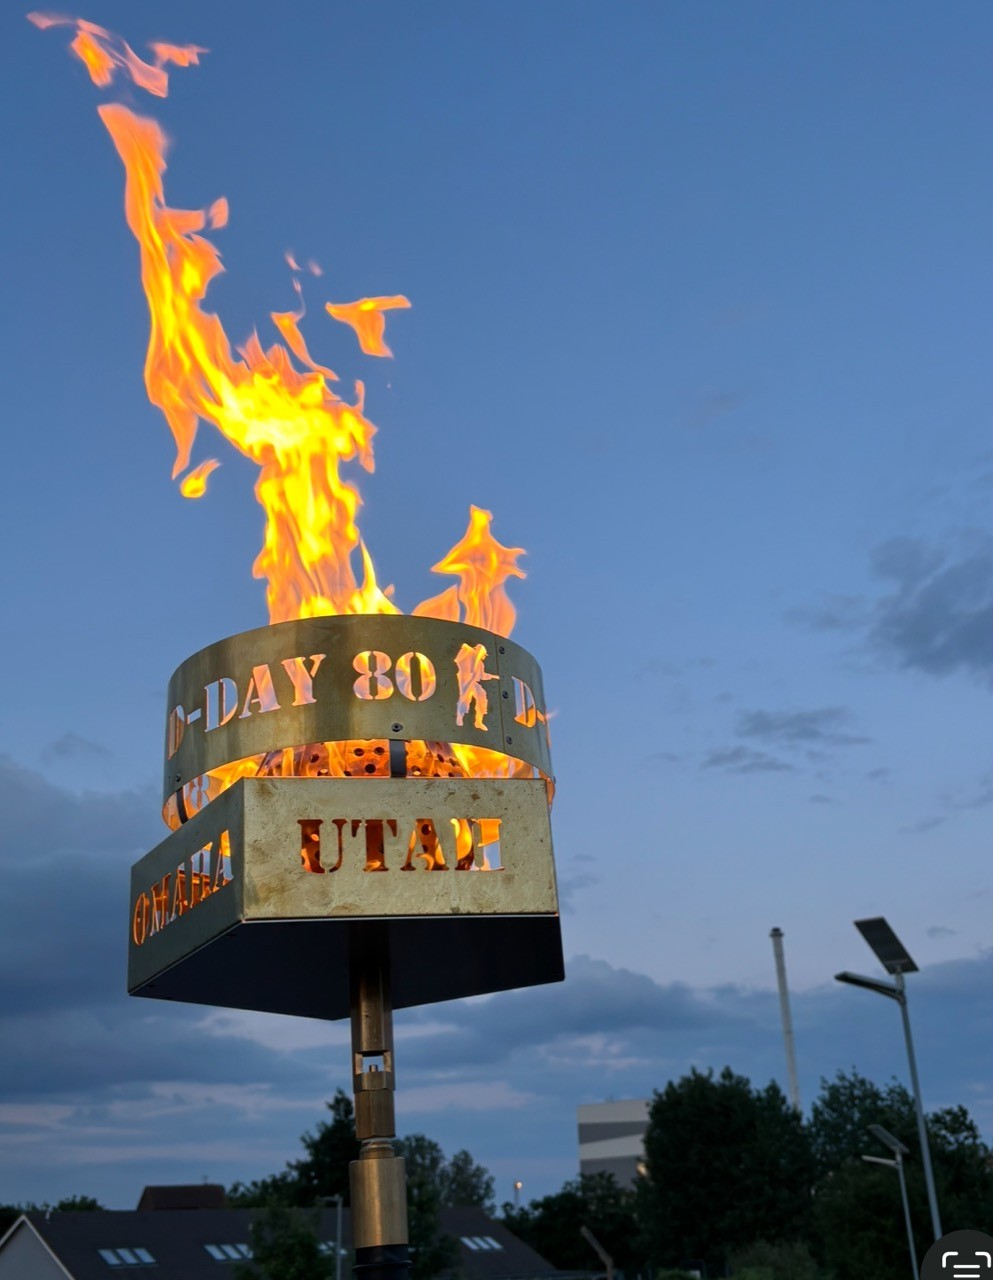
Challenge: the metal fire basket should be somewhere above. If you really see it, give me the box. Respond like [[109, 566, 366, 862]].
[[127, 613, 562, 1280]]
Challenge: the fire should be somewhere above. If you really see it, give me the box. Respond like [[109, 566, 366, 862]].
[[37, 14, 542, 818], [179, 458, 220, 499]]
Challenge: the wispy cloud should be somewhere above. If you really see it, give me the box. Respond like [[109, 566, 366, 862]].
[[736, 706, 870, 748], [701, 745, 793, 774], [867, 534, 993, 682]]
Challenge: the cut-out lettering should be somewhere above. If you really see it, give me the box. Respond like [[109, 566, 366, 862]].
[[394, 651, 437, 702], [403, 819, 449, 871], [470, 818, 503, 870], [513, 677, 537, 728], [205, 677, 239, 732], [167, 706, 185, 758], [358, 819, 394, 870], [239, 665, 281, 719], [131, 831, 233, 948], [298, 818, 324, 873], [353, 650, 394, 700], [454, 643, 499, 730], [281, 653, 325, 706]]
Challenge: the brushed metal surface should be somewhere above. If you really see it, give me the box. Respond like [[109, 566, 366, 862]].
[[129, 776, 563, 1018], [351, 1156, 408, 1249], [163, 616, 552, 803]]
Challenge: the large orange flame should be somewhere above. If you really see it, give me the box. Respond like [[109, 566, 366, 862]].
[[34, 13, 525, 634]]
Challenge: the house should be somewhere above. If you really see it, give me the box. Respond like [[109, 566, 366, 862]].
[[0, 1192, 560, 1280]]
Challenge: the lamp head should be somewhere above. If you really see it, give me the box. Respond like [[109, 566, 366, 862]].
[[855, 917, 919, 975], [868, 1123, 910, 1155], [834, 970, 902, 1000]]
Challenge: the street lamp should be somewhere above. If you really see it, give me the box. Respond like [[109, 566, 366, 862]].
[[862, 1123, 917, 1280], [835, 916, 942, 1241]]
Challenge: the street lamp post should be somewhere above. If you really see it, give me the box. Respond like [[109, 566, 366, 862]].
[[862, 1123, 918, 1280], [835, 916, 942, 1241]]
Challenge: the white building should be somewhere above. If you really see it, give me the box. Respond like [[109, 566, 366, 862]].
[[577, 1098, 650, 1188]]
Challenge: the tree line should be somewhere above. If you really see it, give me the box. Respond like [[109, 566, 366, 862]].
[[505, 1067, 993, 1280], [4, 1066, 991, 1279]]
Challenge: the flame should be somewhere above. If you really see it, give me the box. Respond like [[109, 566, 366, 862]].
[[179, 458, 220, 499], [326, 296, 412, 358], [28, 14, 204, 96], [37, 15, 542, 818]]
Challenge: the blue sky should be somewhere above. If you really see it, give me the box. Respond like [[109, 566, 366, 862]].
[[4, 0, 993, 1209]]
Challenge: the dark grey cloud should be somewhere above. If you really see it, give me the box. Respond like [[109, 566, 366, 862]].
[[701, 746, 793, 775], [683, 389, 748, 430], [868, 534, 993, 681], [41, 732, 112, 764], [736, 707, 870, 748], [395, 955, 742, 1076]]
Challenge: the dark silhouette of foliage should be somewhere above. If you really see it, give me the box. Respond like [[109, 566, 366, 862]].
[[809, 1069, 993, 1280], [232, 1206, 331, 1280], [441, 1149, 495, 1212], [502, 1171, 641, 1275], [0, 1195, 104, 1237], [394, 1134, 459, 1280], [637, 1067, 815, 1276], [229, 1089, 359, 1208]]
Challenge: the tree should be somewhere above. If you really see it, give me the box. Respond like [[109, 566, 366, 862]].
[[441, 1149, 495, 1212], [502, 1171, 641, 1275], [233, 1206, 331, 1280], [0, 1195, 104, 1237], [809, 1070, 993, 1280], [230, 1089, 360, 1208], [637, 1067, 815, 1275], [727, 1239, 820, 1280], [395, 1135, 459, 1280]]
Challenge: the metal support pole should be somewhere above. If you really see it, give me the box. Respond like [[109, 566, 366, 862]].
[[769, 928, 801, 1112], [894, 1153, 918, 1280], [334, 1193, 344, 1280], [895, 972, 942, 1241], [349, 925, 410, 1280]]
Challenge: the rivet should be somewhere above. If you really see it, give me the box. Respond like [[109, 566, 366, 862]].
[[502, 690, 509, 699], [499, 646, 506, 654], [506, 736, 513, 744], [391, 723, 403, 733]]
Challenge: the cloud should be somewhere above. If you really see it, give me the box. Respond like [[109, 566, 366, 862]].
[[735, 707, 870, 748], [41, 732, 112, 764], [701, 746, 793, 774], [926, 926, 956, 939], [868, 534, 993, 681], [701, 706, 867, 777], [683, 389, 748, 430]]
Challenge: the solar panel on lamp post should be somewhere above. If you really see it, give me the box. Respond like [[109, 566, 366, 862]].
[[835, 917, 942, 1242], [863, 1123, 918, 1280]]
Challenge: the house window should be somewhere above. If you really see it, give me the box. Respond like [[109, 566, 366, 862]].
[[460, 1236, 504, 1252], [204, 1243, 253, 1261], [97, 1246, 157, 1266]]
